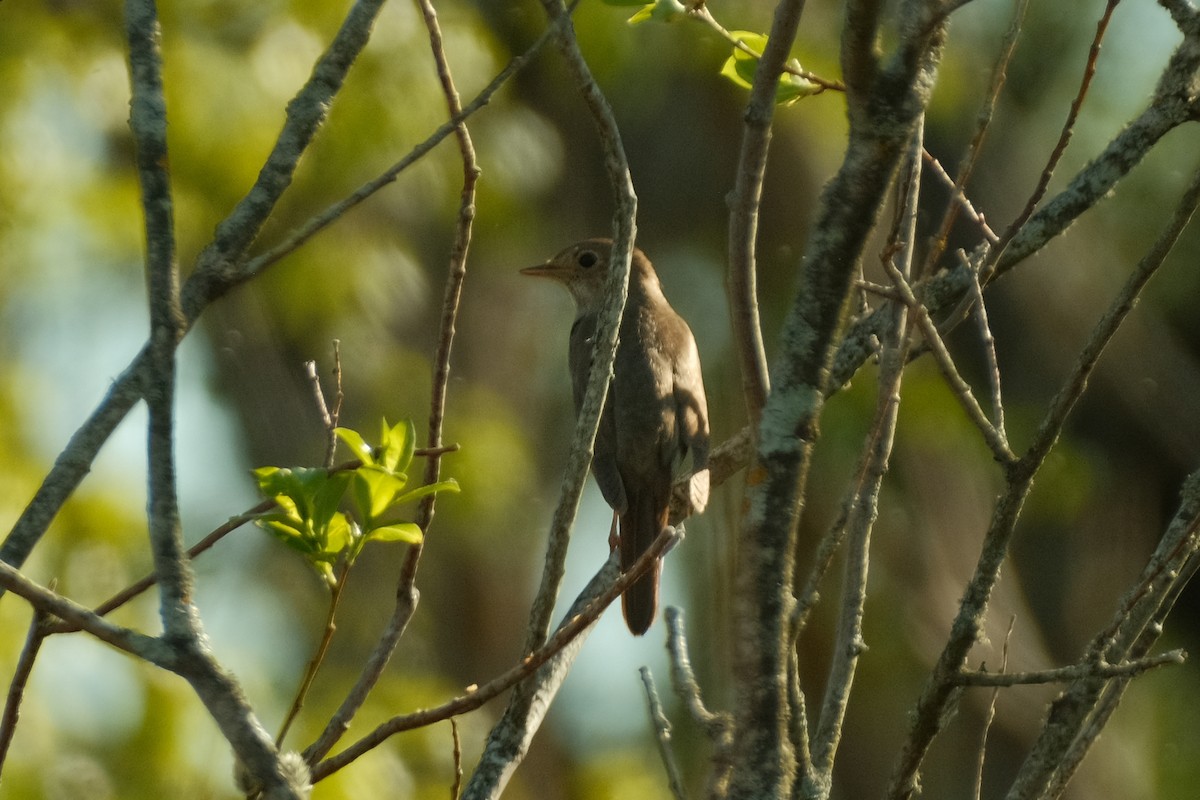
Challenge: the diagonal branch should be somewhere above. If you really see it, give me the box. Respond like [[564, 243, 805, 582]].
[[301, 0, 483, 765], [463, 3, 638, 797], [809, 121, 922, 787], [725, 0, 809, 424]]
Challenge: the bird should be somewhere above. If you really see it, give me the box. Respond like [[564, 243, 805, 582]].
[[521, 238, 709, 635]]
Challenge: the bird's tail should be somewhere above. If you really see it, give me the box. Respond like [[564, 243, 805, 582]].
[[620, 489, 668, 635]]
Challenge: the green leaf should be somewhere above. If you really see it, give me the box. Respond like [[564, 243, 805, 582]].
[[601, 0, 649, 6], [730, 30, 769, 55], [257, 515, 304, 542], [257, 514, 318, 554], [628, 0, 685, 24], [335, 427, 374, 465], [378, 418, 416, 474], [367, 522, 423, 545], [719, 34, 818, 105], [392, 478, 460, 507], [352, 465, 408, 524], [719, 31, 767, 90], [313, 471, 352, 529], [323, 512, 356, 557]]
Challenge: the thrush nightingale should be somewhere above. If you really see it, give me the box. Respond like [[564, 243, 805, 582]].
[[522, 239, 709, 635]]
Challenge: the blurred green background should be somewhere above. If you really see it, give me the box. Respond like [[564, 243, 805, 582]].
[[2, 1, 1199, 798]]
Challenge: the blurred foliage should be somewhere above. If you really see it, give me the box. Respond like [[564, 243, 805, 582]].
[[1, 0, 1199, 798]]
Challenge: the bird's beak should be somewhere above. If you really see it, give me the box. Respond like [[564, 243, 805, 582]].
[[519, 262, 562, 279]]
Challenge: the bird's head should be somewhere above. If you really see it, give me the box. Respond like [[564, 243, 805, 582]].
[[521, 238, 620, 313]]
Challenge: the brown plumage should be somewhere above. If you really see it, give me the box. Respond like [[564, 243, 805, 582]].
[[522, 239, 709, 635]]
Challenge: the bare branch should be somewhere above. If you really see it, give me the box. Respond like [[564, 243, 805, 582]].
[[640, 667, 689, 800], [0, 0, 390, 595], [967, 265, 1007, 437], [1024, 164, 1200, 466], [882, 261, 1016, 465], [810, 120, 922, 786], [925, 0, 1027, 273], [185, 0, 390, 311], [450, 718, 464, 800], [1009, 477, 1200, 798], [664, 608, 734, 798], [972, 617, 1015, 800], [0, 561, 166, 662], [724, 0, 808, 423], [0, 609, 49, 774], [954, 650, 1186, 687], [989, 0, 1120, 271]]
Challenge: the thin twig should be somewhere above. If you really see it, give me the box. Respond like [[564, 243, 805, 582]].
[[921, 148, 1000, 257], [954, 649, 1185, 687], [987, 0, 1120, 277], [450, 718, 464, 800], [45, 499, 275, 635], [724, 0, 810, 423], [924, 0, 1027, 274], [242, 27, 549, 281], [687, 4, 844, 92], [967, 263, 1007, 438], [640, 667, 689, 800], [0, 560, 168, 662], [276, 562, 352, 748], [305, 359, 336, 469], [330, 340, 343, 430], [811, 120, 921, 782], [972, 617, 1015, 800], [1023, 163, 1200, 469], [882, 261, 1016, 465], [787, 651, 814, 784], [402, 0, 478, 595], [0, 609, 49, 775]]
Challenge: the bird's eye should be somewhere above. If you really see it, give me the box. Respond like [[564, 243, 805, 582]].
[[577, 250, 598, 268]]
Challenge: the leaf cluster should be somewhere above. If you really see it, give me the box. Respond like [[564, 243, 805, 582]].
[[252, 418, 459, 586]]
